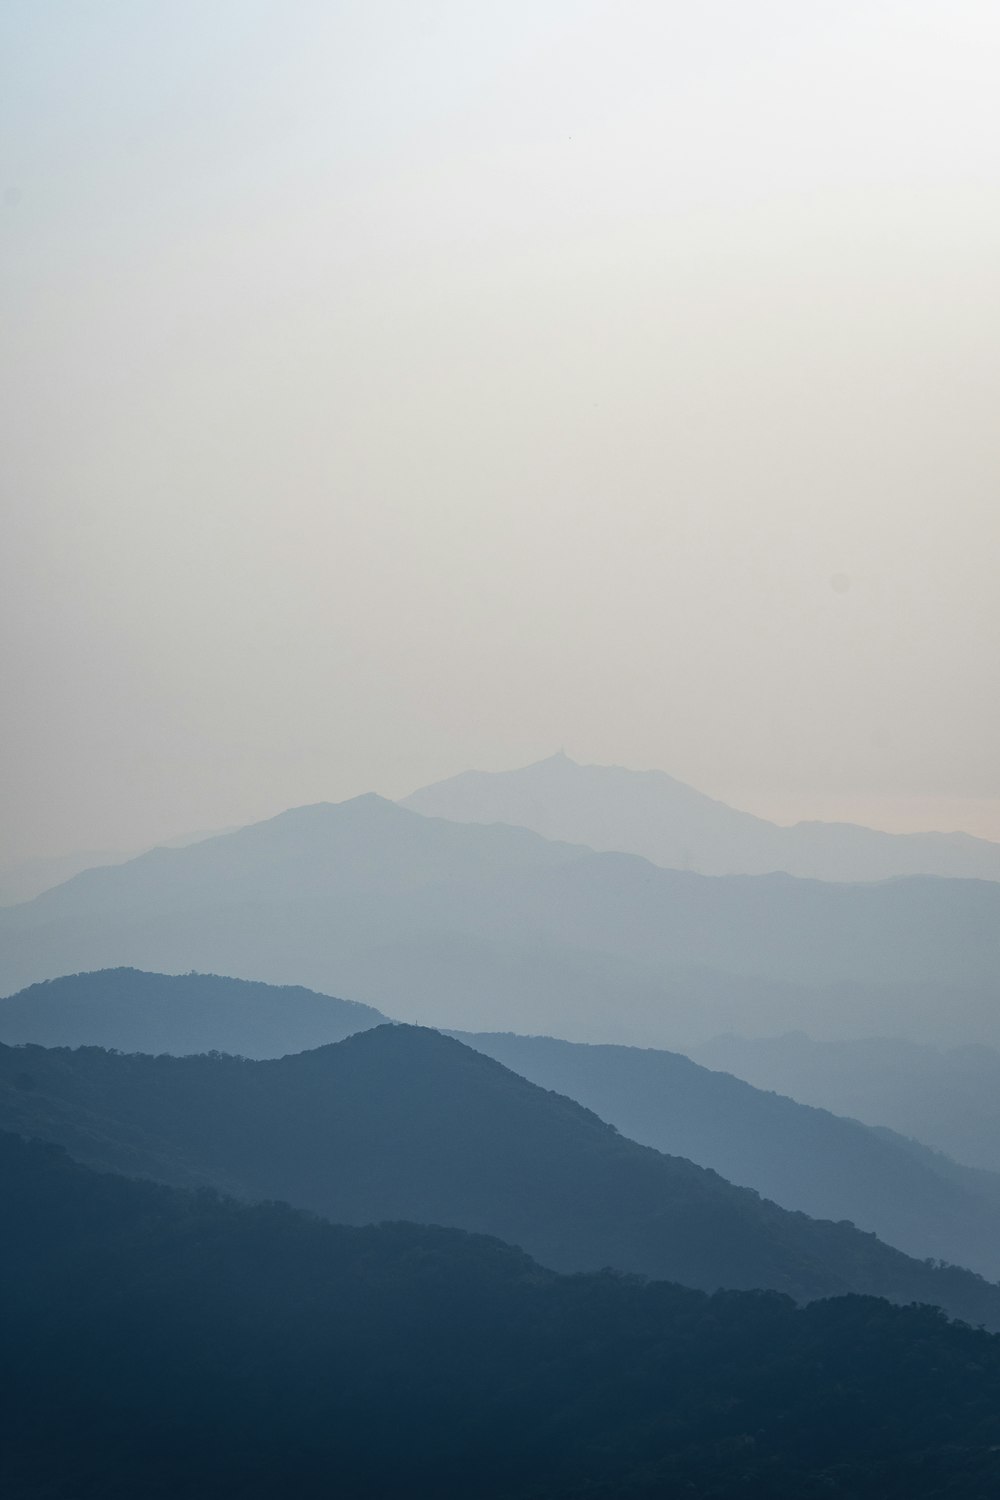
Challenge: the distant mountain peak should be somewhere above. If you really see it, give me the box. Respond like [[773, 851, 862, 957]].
[[403, 757, 1000, 884]]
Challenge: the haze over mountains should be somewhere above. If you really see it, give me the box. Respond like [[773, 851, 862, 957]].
[[3, 797, 999, 1486], [1, 795, 998, 1048], [0, 849, 133, 908], [8, 0, 1000, 1489], [405, 753, 1000, 883], [457, 1030, 1000, 1279], [0, 825, 238, 908], [7, 967, 1000, 1276], [5, 1023, 1000, 1329], [694, 1033, 1000, 1175]]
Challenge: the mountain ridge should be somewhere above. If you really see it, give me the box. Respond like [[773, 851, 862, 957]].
[[6, 966, 1000, 1274], [0, 968, 387, 1057], [2, 794, 997, 1047], [693, 1031, 1000, 1173], [4, 1022, 1000, 1329], [453, 1027, 1000, 1277], [403, 752, 1000, 883]]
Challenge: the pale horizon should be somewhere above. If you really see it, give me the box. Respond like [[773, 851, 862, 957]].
[[6, 748, 1000, 870], [3, 1, 999, 861]]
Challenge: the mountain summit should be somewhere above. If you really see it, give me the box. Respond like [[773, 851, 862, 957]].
[[403, 754, 1000, 883]]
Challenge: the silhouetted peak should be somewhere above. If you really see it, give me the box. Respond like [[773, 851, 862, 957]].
[[311, 1021, 496, 1064], [403, 756, 1000, 885]]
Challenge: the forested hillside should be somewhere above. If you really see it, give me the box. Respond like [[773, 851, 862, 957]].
[[3, 1025, 1000, 1326], [4, 1131, 1000, 1499], [13, 969, 1000, 1275]]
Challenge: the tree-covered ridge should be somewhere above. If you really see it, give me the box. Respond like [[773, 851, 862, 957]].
[[9, 967, 1000, 1278], [3, 1129, 1000, 1499], [3, 1024, 1000, 1327]]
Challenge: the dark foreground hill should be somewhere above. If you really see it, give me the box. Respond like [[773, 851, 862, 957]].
[[1, 795, 998, 1047], [0, 968, 386, 1056], [4, 1131, 1000, 1500], [456, 1031, 1000, 1281], [405, 750, 1000, 883], [3, 1025, 1000, 1327]]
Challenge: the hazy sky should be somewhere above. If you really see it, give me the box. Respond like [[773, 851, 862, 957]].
[[3, 0, 1000, 860]]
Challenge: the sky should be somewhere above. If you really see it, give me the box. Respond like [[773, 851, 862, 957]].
[[2, 0, 999, 860]]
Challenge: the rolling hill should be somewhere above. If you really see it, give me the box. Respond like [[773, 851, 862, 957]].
[[3, 1023, 1000, 1327], [0, 968, 385, 1057], [5, 966, 1000, 1275]]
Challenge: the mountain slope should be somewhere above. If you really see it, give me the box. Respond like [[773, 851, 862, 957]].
[[404, 752, 1000, 882], [455, 1030, 1000, 1278], [693, 1033, 1000, 1173], [1, 795, 997, 1047], [7, 1131, 1000, 1499], [0, 848, 132, 907], [6, 967, 999, 1273], [0, 968, 386, 1057], [3, 1025, 1000, 1327], [0, 825, 238, 908]]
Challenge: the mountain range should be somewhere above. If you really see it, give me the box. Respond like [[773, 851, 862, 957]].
[[1, 795, 997, 1048], [5, 967, 1000, 1276], [404, 752, 1000, 883], [4, 1022, 1000, 1327], [456, 1029, 1000, 1278]]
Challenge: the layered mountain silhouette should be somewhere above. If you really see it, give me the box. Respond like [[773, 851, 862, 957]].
[[6, 967, 1000, 1276], [7, 1131, 1000, 1499], [694, 1032, 1000, 1174], [0, 968, 386, 1057], [1, 796, 998, 1047], [404, 752, 1000, 882], [3, 1024, 1000, 1327], [456, 1030, 1000, 1279]]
